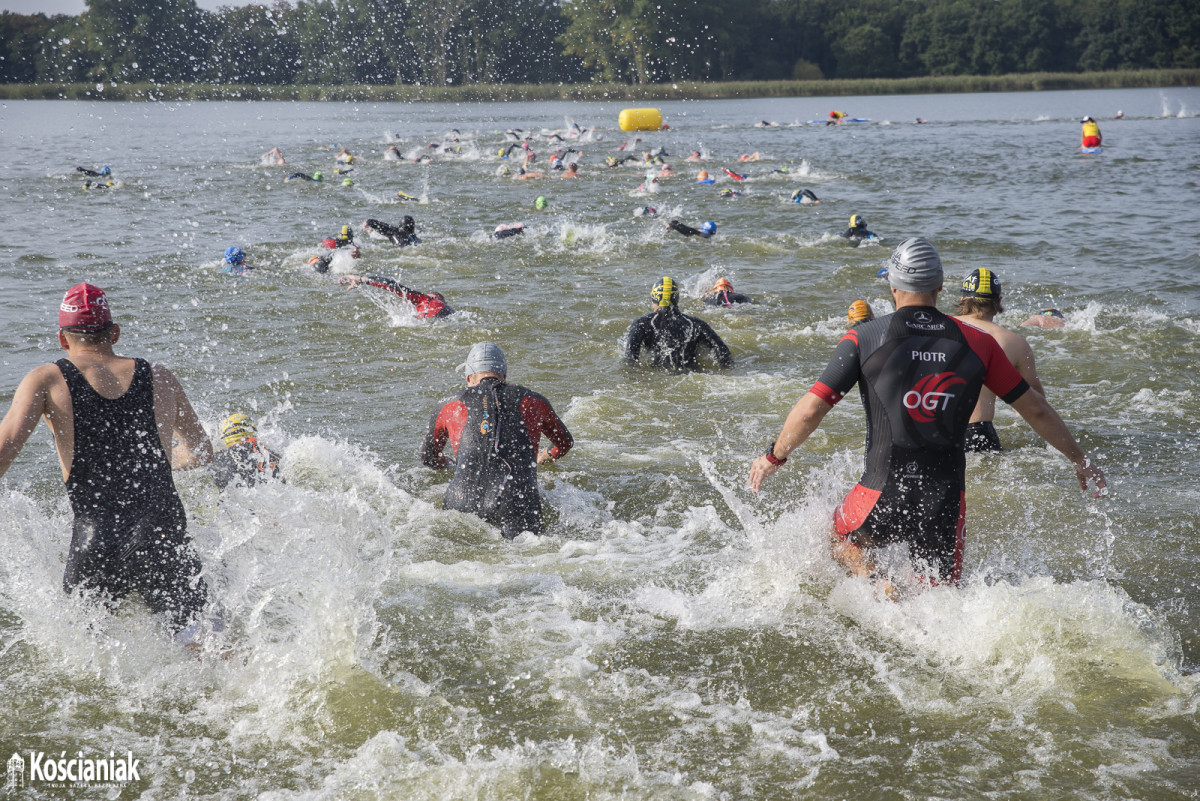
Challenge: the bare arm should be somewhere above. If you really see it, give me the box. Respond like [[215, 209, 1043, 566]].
[[748, 392, 834, 492], [1012, 337, 1045, 397], [0, 368, 54, 479], [155, 365, 213, 470], [1010, 389, 1105, 495]]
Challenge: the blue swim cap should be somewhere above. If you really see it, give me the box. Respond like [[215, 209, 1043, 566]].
[[224, 246, 245, 265], [100, 165, 111, 177], [701, 221, 717, 235]]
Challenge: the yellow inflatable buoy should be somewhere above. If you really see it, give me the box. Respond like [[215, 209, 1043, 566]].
[[619, 108, 663, 132]]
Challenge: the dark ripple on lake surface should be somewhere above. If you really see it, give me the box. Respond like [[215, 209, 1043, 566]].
[[1, 88, 1199, 799]]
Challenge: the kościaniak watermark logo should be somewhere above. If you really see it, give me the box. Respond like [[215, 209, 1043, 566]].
[[6, 749, 142, 793]]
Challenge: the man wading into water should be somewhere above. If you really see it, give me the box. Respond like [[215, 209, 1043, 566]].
[[0, 283, 214, 638], [748, 239, 1105, 597], [421, 342, 573, 539]]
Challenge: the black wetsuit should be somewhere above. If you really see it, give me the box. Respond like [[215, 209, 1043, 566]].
[[964, 421, 1003, 453], [492, 225, 524, 240], [703, 290, 752, 307], [606, 155, 639, 167], [809, 307, 1029, 583], [624, 306, 734, 371], [57, 358, 207, 631], [421, 377, 573, 539], [668, 220, 713, 238], [287, 172, 319, 182], [840, 227, 877, 243], [364, 217, 419, 246], [212, 441, 282, 489], [75, 166, 108, 177]]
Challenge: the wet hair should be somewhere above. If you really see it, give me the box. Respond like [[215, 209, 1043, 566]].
[[61, 323, 115, 344], [956, 295, 1003, 316]]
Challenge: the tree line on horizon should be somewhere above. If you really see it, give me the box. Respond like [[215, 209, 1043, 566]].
[[2, 0, 1197, 87]]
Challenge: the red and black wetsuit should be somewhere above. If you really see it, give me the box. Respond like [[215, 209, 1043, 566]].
[[810, 307, 1029, 583], [358, 275, 453, 318], [421, 377, 572, 538], [57, 358, 207, 631], [624, 307, 734, 371]]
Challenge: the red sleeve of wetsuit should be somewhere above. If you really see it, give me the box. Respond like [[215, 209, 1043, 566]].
[[421, 399, 468, 466], [520, 395, 573, 459], [954, 319, 1030, 403], [810, 330, 861, 406]]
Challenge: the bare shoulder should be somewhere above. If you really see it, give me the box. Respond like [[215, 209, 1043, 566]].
[[149, 362, 188, 397], [21, 363, 67, 391]]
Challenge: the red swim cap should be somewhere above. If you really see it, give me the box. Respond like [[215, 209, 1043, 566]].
[[321, 238, 337, 249], [59, 282, 112, 330]]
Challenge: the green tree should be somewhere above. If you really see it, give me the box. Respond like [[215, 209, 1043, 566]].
[[210, 3, 300, 84]]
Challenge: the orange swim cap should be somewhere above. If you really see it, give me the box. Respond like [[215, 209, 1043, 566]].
[[847, 300, 874, 324], [713, 278, 733, 293], [697, 170, 709, 180]]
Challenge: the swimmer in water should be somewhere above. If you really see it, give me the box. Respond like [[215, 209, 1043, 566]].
[[263, 147, 285, 165], [686, 150, 704, 162], [339, 274, 454, 318], [953, 268, 1047, 454], [307, 244, 360, 274], [634, 206, 658, 218], [791, 188, 819, 205], [421, 341, 573, 539], [560, 162, 581, 178], [363, 216, 420, 246], [703, 278, 752, 307], [219, 246, 252, 276], [534, 196, 548, 210], [606, 155, 639, 168], [82, 180, 115, 190], [696, 170, 715, 184], [76, 165, 112, 178], [491, 223, 525, 240], [667, 219, 716, 239], [719, 188, 742, 199], [624, 277, 734, 371], [847, 300, 874, 326], [335, 148, 355, 164], [211, 414, 282, 490], [1020, 308, 1067, 329], [332, 224, 354, 247], [738, 152, 762, 162], [285, 171, 324, 183], [840, 214, 878, 243], [383, 145, 402, 161]]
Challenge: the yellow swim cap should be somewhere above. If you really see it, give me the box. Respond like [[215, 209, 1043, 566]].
[[220, 413, 257, 448], [651, 276, 678, 307]]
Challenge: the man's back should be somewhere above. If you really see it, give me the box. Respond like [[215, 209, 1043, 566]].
[[954, 313, 1044, 422], [422, 376, 572, 538], [624, 306, 733, 371], [813, 307, 1028, 489]]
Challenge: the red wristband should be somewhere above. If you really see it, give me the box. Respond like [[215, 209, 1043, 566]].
[[764, 441, 787, 466]]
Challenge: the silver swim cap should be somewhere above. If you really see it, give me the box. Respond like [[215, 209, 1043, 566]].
[[887, 238, 943, 292]]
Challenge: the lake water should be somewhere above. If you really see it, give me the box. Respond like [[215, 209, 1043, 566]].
[[1, 87, 1199, 799]]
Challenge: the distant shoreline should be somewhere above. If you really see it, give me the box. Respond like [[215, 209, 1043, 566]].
[[2, 69, 1196, 102]]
